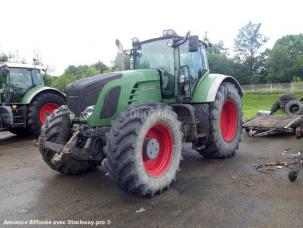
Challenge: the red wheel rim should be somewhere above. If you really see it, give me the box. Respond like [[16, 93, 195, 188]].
[[220, 99, 238, 142], [142, 123, 173, 177], [39, 103, 60, 124]]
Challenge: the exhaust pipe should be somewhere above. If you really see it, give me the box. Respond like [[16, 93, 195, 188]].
[[116, 39, 125, 71]]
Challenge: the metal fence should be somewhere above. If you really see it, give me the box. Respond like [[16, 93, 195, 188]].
[[241, 82, 303, 93]]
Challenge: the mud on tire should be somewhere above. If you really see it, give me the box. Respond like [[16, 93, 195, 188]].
[[198, 82, 242, 159], [39, 105, 100, 175], [103, 103, 183, 197]]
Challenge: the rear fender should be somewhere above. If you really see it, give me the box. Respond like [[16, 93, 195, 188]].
[[21, 86, 65, 104], [191, 73, 242, 103]]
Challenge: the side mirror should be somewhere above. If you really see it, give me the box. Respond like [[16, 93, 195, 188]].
[[188, 35, 199, 52]]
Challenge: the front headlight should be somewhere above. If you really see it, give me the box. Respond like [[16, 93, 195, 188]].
[[81, 105, 95, 119]]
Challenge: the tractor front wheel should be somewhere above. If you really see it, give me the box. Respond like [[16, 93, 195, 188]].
[[198, 82, 242, 159], [27, 92, 65, 137], [39, 105, 101, 175], [103, 103, 182, 197]]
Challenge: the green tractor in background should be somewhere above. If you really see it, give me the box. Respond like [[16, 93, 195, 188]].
[[0, 63, 66, 137], [39, 30, 243, 197]]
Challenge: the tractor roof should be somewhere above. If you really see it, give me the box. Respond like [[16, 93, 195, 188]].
[[139, 35, 183, 45], [0, 62, 45, 70], [132, 30, 208, 48]]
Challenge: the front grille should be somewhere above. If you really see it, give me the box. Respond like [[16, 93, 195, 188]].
[[65, 72, 122, 116]]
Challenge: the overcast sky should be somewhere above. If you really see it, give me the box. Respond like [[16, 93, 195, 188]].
[[0, 0, 302, 75]]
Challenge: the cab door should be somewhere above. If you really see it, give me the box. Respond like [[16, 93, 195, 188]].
[[178, 43, 208, 100]]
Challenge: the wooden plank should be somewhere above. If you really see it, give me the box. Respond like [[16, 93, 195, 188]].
[[243, 115, 302, 129]]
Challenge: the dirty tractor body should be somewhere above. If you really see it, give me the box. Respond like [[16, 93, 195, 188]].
[[0, 63, 65, 136], [39, 31, 243, 197]]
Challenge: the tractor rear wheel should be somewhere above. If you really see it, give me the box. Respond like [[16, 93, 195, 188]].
[[198, 82, 242, 159], [103, 103, 182, 197], [39, 105, 100, 175], [28, 92, 65, 137]]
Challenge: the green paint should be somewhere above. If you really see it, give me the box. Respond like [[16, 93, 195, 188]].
[[21, 86, 65, 104], [70, 36, 242, 128], [192, 73, 242, 103], [87, 69, 161, 126]]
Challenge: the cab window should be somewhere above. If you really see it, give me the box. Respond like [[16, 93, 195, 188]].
[[135, 39, 175, 97], [179, 42, 205, 80], [9, 68, 33, 93], [32, 69, 43, 86]]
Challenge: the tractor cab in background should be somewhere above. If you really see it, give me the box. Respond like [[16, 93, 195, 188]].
[[0, 63, 44, 104], [0, 63, 65, 137]]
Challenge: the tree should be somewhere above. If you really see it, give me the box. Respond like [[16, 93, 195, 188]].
[[0, 52, 14, 63], [267, 34, 303, 83], [51, 62, 113, 91], [207, 41, 228, 55], [207, 41, 250, 85], [0, 53, 8, 63], [234, 21, 268, 79]]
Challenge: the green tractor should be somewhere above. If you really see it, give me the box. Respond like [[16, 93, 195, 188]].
[[0, 63, 66, 137], [39, 30, 242, 197]]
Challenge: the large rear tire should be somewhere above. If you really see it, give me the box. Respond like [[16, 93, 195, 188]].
[[103, 103, 182, 197], [198, 82, 242, 159], [28, 92, 65, 137], [39, 105, 100, 175]]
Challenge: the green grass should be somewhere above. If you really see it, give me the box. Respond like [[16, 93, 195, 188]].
[[242, 92, 303, 120]]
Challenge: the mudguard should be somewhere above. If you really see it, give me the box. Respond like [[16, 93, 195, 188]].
[[191, 73, 242, 103], [21, 85, 65, 104]]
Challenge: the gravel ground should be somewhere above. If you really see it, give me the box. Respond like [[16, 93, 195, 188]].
[[0, 131, 302, 228]]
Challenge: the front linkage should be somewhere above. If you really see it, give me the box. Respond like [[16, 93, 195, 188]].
[[39, 106, 105, 175], [41, 124, 108, 163]]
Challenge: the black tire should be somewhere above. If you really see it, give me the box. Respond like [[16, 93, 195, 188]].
[[7, 127, 29, 137], [279, 94, 296, 110], [103, 103, 183, 197], [270, 100, 280, 114], [39, 105, 100, 175], [285, 100, 303, 115], [279, 94, 295, 101], [198, 82, 242, 159], [27, 92, 66, 137], [288, 170, 298, 182]]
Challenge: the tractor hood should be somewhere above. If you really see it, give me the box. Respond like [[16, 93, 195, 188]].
[[65, 72, 122, 116]]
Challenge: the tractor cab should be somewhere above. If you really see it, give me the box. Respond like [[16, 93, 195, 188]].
[[0, 63, 44, 104], [119, 30, 209, 102]]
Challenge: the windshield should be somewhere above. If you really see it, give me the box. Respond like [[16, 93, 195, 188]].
[[134, 39, 174, 75], [9, 68, 33, 92]]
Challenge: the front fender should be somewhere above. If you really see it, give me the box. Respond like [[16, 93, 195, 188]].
[[21, 86, 65, 104], [191, 73, 242, 103]]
